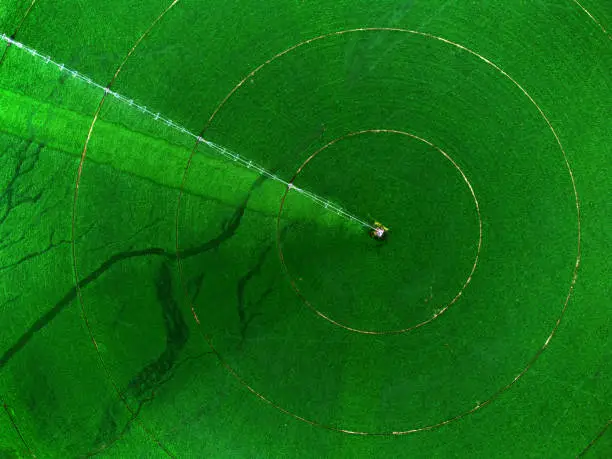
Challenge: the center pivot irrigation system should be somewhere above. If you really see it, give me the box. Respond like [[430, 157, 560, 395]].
[[1, 33, 383, 234]]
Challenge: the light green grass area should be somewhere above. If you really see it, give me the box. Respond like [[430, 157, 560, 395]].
[[0, 1, 610, 457]]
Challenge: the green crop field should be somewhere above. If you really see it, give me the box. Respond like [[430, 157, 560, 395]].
[[0, 1, 610, 457]]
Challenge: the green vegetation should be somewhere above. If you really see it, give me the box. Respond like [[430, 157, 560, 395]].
[[0, 1, 609, 457]]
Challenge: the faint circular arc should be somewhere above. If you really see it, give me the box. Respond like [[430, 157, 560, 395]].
[[70, 0, 182, 456], [276, 128, 482, 335], [175, 27, 581, 435]]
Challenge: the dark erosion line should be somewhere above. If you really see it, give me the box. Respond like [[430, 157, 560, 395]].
[[0, 173, 265, 370]]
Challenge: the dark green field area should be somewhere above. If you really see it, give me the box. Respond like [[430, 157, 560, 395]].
[[0, 1, 610, 457]]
